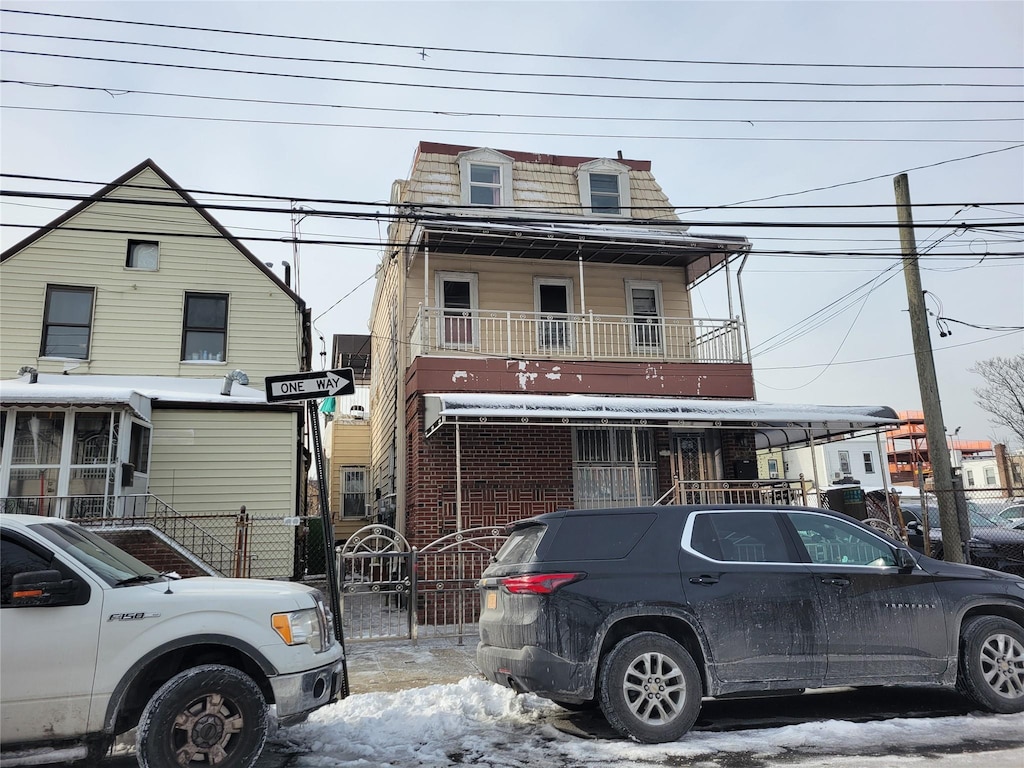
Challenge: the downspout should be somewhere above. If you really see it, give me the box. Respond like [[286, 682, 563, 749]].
[[578, 252, 587, 315], [736, 252, 755, 398]]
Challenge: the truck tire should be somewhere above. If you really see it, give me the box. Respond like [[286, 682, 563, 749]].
[[957, 616, 1024, 714], [598, 632, 702, 744], [135, 664, 269, 768]]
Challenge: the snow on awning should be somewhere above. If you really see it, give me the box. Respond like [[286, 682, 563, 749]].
[[423, 393, 899, 449], [0, 373, 279, 422]]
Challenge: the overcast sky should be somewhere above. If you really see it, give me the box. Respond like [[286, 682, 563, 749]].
[[1, 1, 1021, 445]]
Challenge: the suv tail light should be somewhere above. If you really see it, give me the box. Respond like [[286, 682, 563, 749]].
[[501, 573, 585, 595]]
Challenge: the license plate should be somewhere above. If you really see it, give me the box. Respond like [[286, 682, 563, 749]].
[[486, 591, 497, 610]]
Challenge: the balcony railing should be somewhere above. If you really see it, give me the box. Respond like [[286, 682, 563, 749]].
[[655, 478, 811, 507], [410, 306, 746, 364]]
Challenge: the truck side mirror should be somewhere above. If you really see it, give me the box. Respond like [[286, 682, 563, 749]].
[[11, 569, 80, 607]]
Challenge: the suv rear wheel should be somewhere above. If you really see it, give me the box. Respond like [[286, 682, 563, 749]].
[[957, 616, 1024, 713], [598, 632, 701, 743]]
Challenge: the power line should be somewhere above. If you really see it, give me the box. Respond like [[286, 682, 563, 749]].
[[5, 31, 1022, 90], [4, 104, 1021, 145], [6, 171, 1022, 213], [5, 49, 1022, 105], [5, 8, 1022, 71], [7, 79, 1021, 127]]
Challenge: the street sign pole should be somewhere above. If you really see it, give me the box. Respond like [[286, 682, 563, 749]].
[[265, 368, 355, 696]]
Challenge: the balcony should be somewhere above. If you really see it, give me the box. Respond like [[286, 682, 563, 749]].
[[409, 307, 745, 364]]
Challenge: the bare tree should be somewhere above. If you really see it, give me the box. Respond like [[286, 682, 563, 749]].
[[971, 354, 1024, 448]]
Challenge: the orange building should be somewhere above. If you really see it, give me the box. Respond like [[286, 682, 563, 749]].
[[887, 410, 991, 483]]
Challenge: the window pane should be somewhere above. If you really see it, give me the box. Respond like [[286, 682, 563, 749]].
[[470, 164, 500, 184], [130, 423, 151, 473], [590, 174, 620, 213], [43, 326, 90, 358], [12, 412, 64, 465], [127, 241, 159, 270], [73, 413, 111, 465], [470, 186, 500, 205], [690, 511, 791, 563], [47, 289, 93, 324], [538, 284, 568, 314], [185, 295, 227, 329], [442, 280, 472, 309], [183, 331, 225, 361], [631, 288, 658, 316], [788, 512, 895, 567]]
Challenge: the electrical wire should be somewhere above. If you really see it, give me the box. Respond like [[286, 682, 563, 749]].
[[5, 8, 1023, 71], [4, 79, 1024, 127], [4, 49, 1022, 105]]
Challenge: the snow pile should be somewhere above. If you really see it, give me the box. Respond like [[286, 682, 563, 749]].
[[276, 676, 1024, 768]]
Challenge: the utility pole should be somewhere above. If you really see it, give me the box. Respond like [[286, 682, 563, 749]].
[[894, 173, 964, 563]]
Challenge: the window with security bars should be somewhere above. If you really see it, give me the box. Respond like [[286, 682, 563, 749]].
[[341, 466, 368, 519], [573, 427, 657, 509]]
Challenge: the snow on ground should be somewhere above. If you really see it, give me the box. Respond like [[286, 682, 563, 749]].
[[273, 677, 1024, 768]]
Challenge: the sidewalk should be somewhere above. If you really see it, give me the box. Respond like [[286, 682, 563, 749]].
[[343, 635, 482, 694]]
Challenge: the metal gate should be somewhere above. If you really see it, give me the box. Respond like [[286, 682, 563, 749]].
[[337, 524, 507, 643]]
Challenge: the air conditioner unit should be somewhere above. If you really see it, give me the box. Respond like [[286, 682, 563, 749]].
[[769, 472, 780, 479], [833, 471, 843, 480]]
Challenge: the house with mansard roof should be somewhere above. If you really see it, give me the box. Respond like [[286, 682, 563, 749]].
[[367, 142, 897, 547], [0, 159, 311, 578]]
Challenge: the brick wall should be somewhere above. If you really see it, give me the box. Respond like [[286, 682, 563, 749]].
[[97, 529, 209, 578], [406, 403, 574, 549]]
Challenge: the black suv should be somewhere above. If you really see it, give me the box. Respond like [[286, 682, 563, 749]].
[[477, 504, 1024, 743]]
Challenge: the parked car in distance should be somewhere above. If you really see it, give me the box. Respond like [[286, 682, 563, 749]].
[[477, 504, 1024, 744], [898, 498, 1024, 576], [993, 503, 1024, 530], [0, 514, 346, 767]]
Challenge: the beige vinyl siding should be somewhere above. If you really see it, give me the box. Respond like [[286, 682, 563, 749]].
[[147, 407, 298, 578], [0, 168, 302, 389], [405, 254, 693, 329], [326, 421, 372, 542]]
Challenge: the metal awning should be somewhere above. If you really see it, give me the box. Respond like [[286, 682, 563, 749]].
[[424, 393, 899, 449], [413, 218, 750, 286], [0, 379, 152, 421]]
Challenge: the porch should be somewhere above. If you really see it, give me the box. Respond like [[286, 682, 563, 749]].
[[409, 306, 745, 364]]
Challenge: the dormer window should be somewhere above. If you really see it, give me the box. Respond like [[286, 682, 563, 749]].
[[458, 148, 513, 206], [469, 163, 502, 205], [578, 158, 631, 217]]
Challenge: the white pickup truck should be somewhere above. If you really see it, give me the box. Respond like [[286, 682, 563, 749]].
[[0, 514, 346, 767]]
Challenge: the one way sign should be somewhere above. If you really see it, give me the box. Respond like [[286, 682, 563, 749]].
[[265, 368, 355, 402]]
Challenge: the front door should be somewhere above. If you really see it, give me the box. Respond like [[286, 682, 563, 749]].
[[535, 278, 573, 351]]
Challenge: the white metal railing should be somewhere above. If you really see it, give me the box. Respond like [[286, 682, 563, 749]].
[[410, 306, 745, 364]]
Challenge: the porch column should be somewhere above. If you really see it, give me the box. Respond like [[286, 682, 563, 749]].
[[455, 422, 463, 530], [424, 244, 429, 309], [808, 429, 822, 506], [631, 426, 642, 505], [875, 428, 893, 521]]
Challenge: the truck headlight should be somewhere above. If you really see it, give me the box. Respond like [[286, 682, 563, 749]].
[[272, 609, 325, 652]]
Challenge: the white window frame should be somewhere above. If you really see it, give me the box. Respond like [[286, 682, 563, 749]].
[[984, 466, 997, 485], [577, 158, 631, 217], [457, 148, 513, 206], [625, 279, 664, 352], [435, 270, 479, 350], [533, 277, 575, 352], [767, 458, 780, 479], [838, 450, 852, 476], [862, 451, 874, 474]]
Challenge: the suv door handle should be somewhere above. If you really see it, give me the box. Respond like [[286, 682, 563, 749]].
[[689, 576, 720, 586], [821, 577, 850, 587]]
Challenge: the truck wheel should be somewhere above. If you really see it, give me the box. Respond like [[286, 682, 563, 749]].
[[598, 632, 701, 743], [957, 616, 1024, 713], [135, 664, 269, 768]]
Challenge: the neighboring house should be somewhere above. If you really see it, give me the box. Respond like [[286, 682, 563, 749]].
[[368, 142, 897, 548], [322, 334, 373, 544], [758, 435, 892, 489], [0, 159, 311, 578], [962, 446, 1024, 496]]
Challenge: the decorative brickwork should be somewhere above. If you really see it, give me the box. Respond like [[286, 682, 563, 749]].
[[406, 402, 574, 550]]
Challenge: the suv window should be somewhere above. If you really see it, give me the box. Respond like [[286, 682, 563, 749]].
[[787, 512, 896, 567], [688, 511, 791, 563], [493, 525, 546, 566], [545, 513, 656, 561]]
